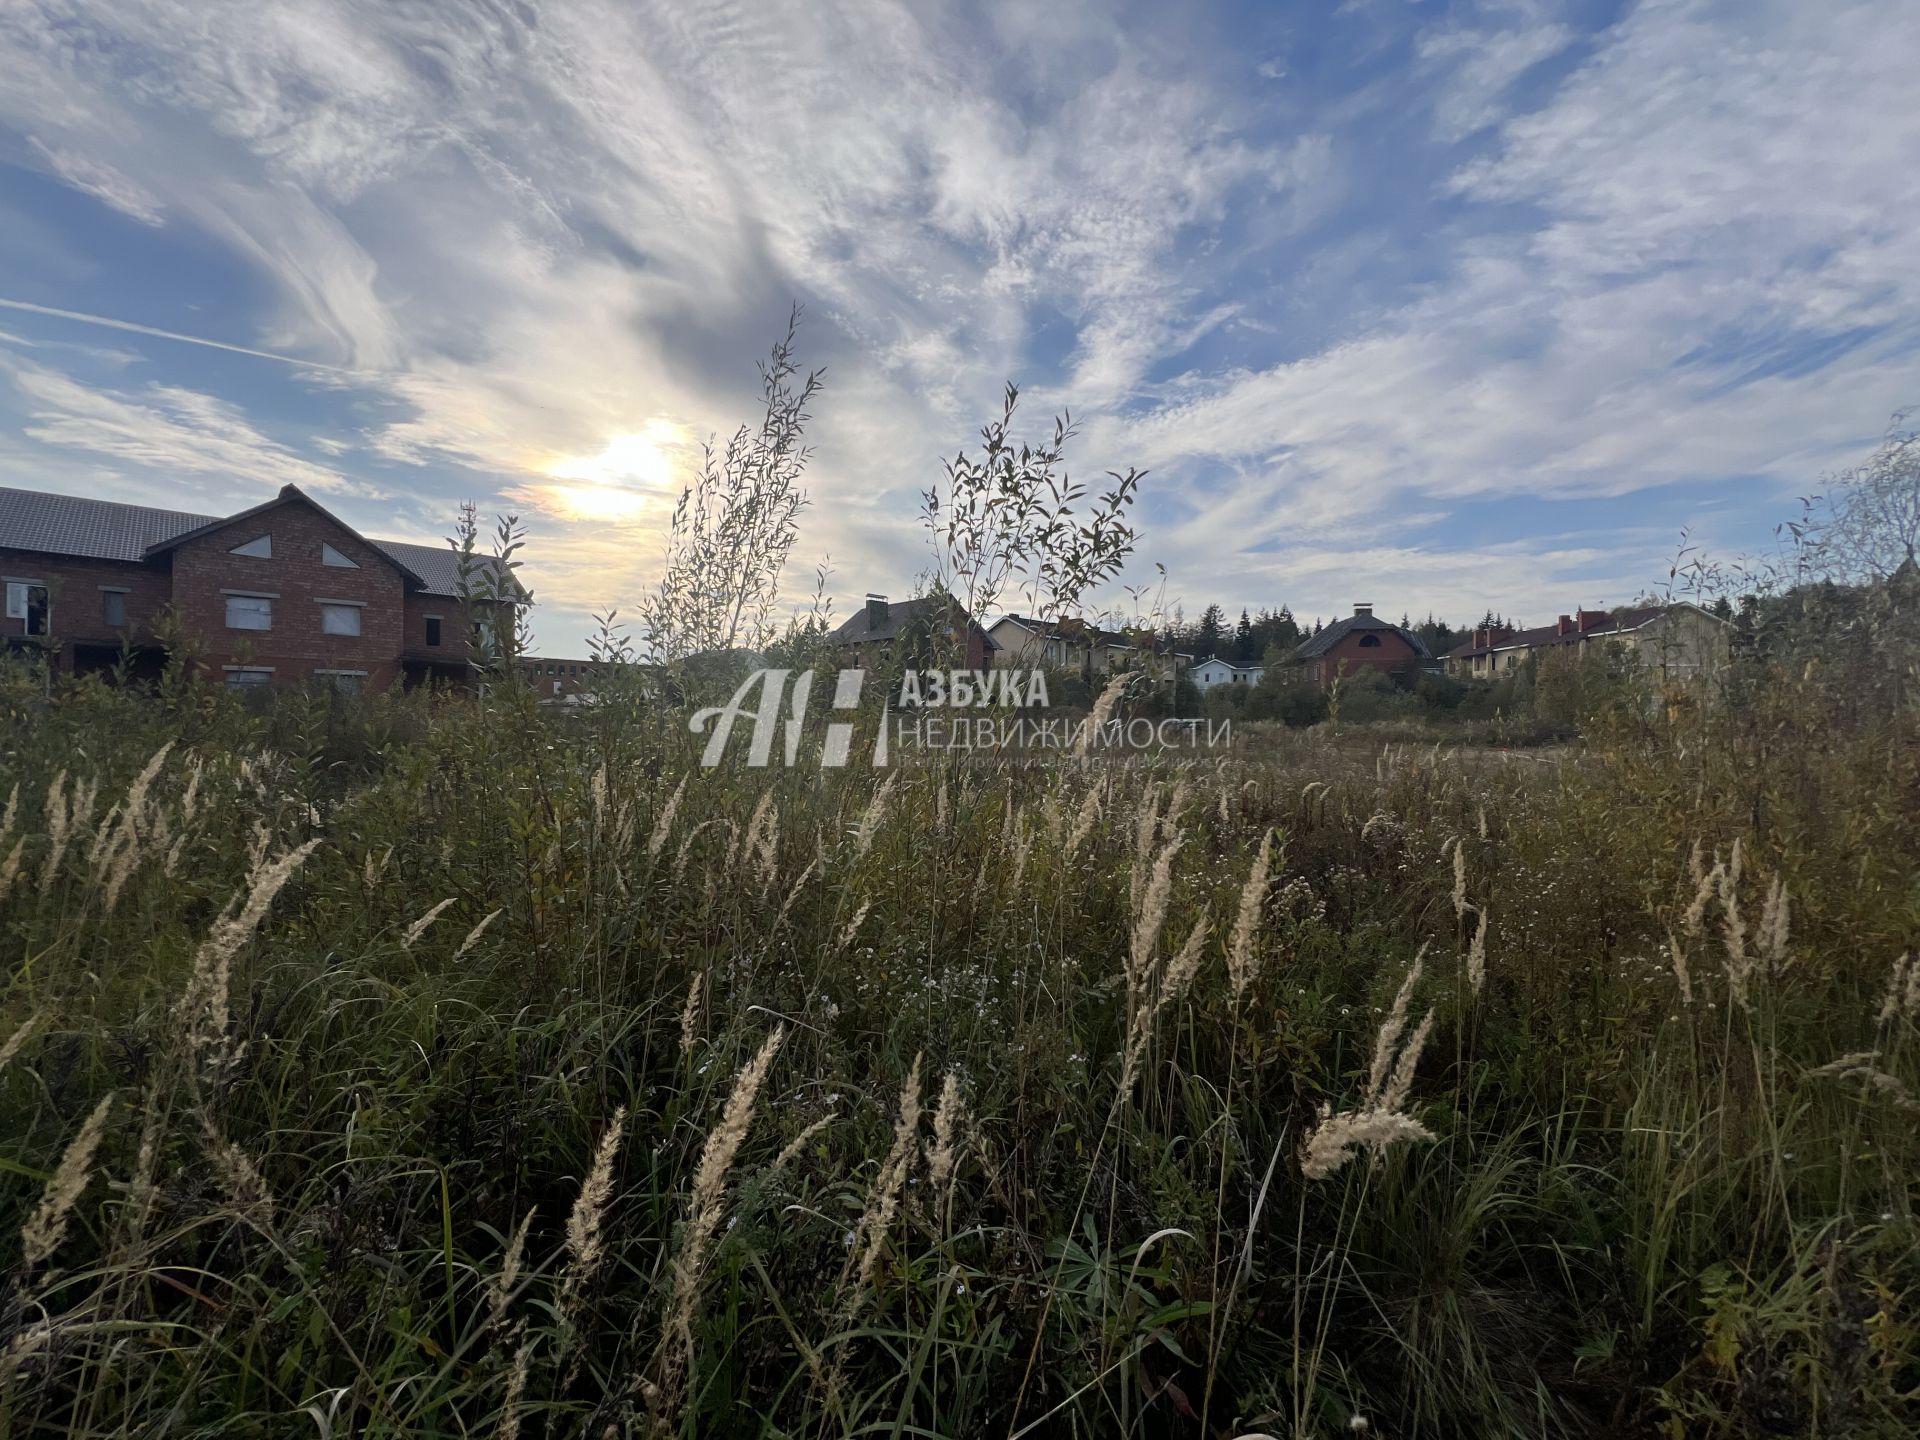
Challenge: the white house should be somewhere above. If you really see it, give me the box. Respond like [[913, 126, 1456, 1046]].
[[1190, 657, 1263, 691]]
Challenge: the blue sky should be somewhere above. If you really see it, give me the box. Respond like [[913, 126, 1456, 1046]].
[[0, 0, 1915, 650]]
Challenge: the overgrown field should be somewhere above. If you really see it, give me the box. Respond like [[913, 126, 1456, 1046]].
[[1, 661, 1916, 1437]]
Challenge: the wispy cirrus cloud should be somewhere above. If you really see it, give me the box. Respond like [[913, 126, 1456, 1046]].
[[0, 0, 1913, 644]]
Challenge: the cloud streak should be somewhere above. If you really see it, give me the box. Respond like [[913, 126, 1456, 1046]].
[[0, 0, 1913, 644]]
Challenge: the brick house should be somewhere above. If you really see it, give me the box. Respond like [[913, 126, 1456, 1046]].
[[831, 594, 996, 671], [0, 483, 523, 691], [1292, 603, 1433, 686]]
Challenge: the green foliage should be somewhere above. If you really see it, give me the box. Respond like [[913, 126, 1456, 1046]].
[[0, 648, 1916, 1438]]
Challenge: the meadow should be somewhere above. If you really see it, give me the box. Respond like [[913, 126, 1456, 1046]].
[[0, 641, 1916, 1438]]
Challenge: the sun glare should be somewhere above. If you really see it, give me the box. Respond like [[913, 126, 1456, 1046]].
[[537, 419, 687, 523]]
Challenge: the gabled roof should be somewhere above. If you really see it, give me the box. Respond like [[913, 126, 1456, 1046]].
[[141, 485, 427, 589], [1294, 611, 1432, 660], [0, 483, 523, 600], [832, 596, 997, 649]]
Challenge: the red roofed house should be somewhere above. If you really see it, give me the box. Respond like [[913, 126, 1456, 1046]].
[[0, 483, 525, 691], [1292, 603, 1433, 686], [1442, 604, 1731, 681]]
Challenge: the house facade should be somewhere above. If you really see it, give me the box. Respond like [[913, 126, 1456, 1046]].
[[830, 594, 995, 671], [1189, 656, 1264, 691], [1292, 604, 1432, 686], [0, 483, 521, 690], [986, 614, 1139, 676], [1442, 605, 1731, 681]]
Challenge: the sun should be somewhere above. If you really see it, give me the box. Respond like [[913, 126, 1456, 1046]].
[[536, 419, 688, 523]]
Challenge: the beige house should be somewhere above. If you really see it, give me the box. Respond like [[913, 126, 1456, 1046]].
[[1444, 604, 1731, 681], [987, 614, 1138, 676]]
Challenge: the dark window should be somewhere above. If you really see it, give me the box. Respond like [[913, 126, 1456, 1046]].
[[1358, 634, 1382, 648], [102, 591, 127, 627], [425, 616, 442, 646]]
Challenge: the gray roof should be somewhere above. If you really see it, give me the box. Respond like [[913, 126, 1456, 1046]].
[[1294, 610, 1433, 660], [831, 596, 996, 648], [0, 486, 204, 561], [0, 485, 521, 599]]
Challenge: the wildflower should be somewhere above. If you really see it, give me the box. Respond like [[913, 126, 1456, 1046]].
[[21, 1094, 113, 1268], [926, 1070, 965, 1215], [1876, 953, 1916, 1025], [853, 772, 898, 859], [401, 897, 456, 950], [1302, 948, 1438, 1181], [654, 1028, 784, 1414], [679, 972, 705, 1058], [1064, 780, 1104, 861], [1667, 928, 1694, 1007], [0, 1012, 41, 1071], [835, 899, 871, 953], [492, 1208, 537, 1326], [646, 775, 688, 863], [497, 1330, 533, 1440], [851, 1054, 924, 1296], [1075, 673, 1130, 757], [179, 839, 322, 1065], [559, 1105, 628, 1321], [452, 908, 502, 961], [1228, 830, 1276, 1003], [1466, 907, 1489, 994]]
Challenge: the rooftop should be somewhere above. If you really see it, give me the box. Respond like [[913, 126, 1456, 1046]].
[[0, 484, 522, 600]]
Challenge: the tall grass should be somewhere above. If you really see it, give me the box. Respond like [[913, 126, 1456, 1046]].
[[0, 653, 1915, 1437]]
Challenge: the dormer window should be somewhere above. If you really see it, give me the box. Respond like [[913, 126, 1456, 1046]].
[[229, 534, 272, 558], [322, 543, 359, 568]]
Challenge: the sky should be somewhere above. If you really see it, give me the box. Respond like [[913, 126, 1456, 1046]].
[[0, 0, 1915, 652]]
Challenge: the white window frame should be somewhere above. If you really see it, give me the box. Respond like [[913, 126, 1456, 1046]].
[[229, 534, 272, 558], [5, 577, 50, 636], [321, 543, 359, 568], [223, 591, 274, 631], [318, 598, 364, 637]]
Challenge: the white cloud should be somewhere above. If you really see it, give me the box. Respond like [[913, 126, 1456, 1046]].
[[2, 353, 371, 498], [0, 0, 1914, 648], [27, 137, 165, 224], [1104, 0, 1920, 615]]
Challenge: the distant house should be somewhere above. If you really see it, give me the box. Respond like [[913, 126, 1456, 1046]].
[[1443, 604, 1731, 680], [987, 614, 1138, 675], [0, 482, 523, 691], [1292, 603, 1431, 686], [518, 655, 596, 701], [1189, 656, 1264, 691], [830, 594, 996, 670]]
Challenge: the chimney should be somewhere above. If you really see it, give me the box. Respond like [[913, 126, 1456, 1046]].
[[865, 594, 889, 632], [1353, 602, 1373, 618], [1577, 608, 1609, 633], [1556, 614, 1574, 636]]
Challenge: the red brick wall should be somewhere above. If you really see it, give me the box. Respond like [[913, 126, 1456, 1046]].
[[0, 548, 169, 656], [1310, 629, 1423, 685], [167, 499, 408, 690]]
